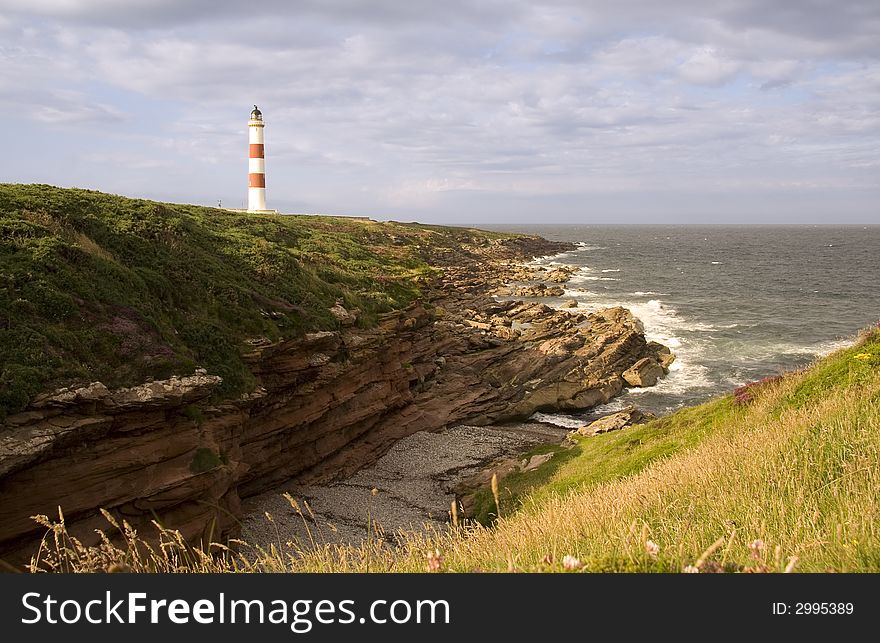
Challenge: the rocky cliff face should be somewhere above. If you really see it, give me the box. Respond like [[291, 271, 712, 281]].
[[0, 238, 671, 566]]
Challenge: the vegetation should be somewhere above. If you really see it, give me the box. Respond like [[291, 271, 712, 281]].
[[467, 398, 738, 524], [30, 327, 880, 572], [0, 184, 512, 418], [189, 447, 223, 474]]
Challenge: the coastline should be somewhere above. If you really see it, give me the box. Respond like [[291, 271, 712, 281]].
[[239, 249, 675, 550], [0, 230, 672, 563], [10, 217, 875, 573]]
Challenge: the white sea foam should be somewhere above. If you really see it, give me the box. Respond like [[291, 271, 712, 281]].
[[530, 412, 583, 429], [536, 246, 605, 266], [627, 362, 714, 397], [624, 299, 718, 335], [562, 288, 597, 298], [601, 268, 621, 273], [543, 397, 636, 425], [725, 338, 855, 364], [769, 338, 855, 358], [580, 397, 635, 417], [711, 261, 723, 265], [631, 291, 670, 297], [814, 338, 856, 355], [569, 274, 618, 283]]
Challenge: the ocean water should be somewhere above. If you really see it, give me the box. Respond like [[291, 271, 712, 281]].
[[482, 225, 880, 423]]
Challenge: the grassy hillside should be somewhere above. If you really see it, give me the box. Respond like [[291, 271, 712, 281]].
[[0, 184, 511, 418], [465, 397, 736, 525], [33, 326, 880, 572], [411, 329, 880, 573]]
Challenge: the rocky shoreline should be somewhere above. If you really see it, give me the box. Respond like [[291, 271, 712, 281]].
[[240, 254, 677, 550], [0, 235, 672, 564]]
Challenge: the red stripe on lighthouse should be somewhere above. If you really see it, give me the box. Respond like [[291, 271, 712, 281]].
[[249, 173, 266, 188], [249, 144, 264, 158]]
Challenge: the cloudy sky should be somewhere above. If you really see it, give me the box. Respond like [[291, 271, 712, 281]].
[[1, 1, 878, 223]]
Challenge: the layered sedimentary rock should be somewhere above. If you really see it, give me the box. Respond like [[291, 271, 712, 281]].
[[0, 238, 671, 565]]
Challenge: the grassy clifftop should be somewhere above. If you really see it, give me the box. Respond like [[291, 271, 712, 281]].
[[436, 329, 879, 572], [0, 184, 515, 417]]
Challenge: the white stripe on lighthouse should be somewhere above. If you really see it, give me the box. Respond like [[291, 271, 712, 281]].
[[249, 158, 265, 174], [248, 187, 266, 211]]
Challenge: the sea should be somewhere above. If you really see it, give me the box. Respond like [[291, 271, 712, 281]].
[[482, 225, 880, 426]]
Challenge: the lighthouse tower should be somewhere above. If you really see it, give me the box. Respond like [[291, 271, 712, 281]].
[[247, 105, 267, 212]]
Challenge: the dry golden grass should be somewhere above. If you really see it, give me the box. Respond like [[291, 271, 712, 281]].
[[28, 329, 880, 573]]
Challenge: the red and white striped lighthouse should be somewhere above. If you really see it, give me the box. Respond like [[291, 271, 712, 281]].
[[247, 105, 267, 212]]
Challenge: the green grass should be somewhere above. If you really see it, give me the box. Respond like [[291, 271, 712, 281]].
[[0, 184, 525, 418], [189, 447, 223, 474], [470, 397, 740, 523], [781, 339, 880, 410], [451, 330, 880, 572]]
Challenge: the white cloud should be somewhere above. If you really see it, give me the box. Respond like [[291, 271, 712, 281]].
[[592, 36, 685, 78], [31, 99, 123, 124], [678, 46, 741, 85], [749, 59, 805, 89]]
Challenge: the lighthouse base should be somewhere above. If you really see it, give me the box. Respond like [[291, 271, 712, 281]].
[[225, 208, 280, 215]]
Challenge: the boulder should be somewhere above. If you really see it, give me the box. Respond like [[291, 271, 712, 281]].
[[657, 352, 675, 370], [512, 283, 565, 298], [561, 299, 579, 309], [465, 319, 492, 331], [576, 406, 653, 436], [622, 357, 665, 387], [646, 341, 676, 370], [544, 267, 576, 283], [521, 452, 553, 471], [329, 302, 358, 326]]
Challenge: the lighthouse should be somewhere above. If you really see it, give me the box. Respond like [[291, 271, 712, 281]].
[[247, 105, 267, 212]]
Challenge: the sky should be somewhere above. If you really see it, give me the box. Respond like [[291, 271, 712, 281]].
[[0, 1, 878, 223]]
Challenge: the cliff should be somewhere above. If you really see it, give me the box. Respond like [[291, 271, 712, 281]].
[[0, 185, 670, 566]]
